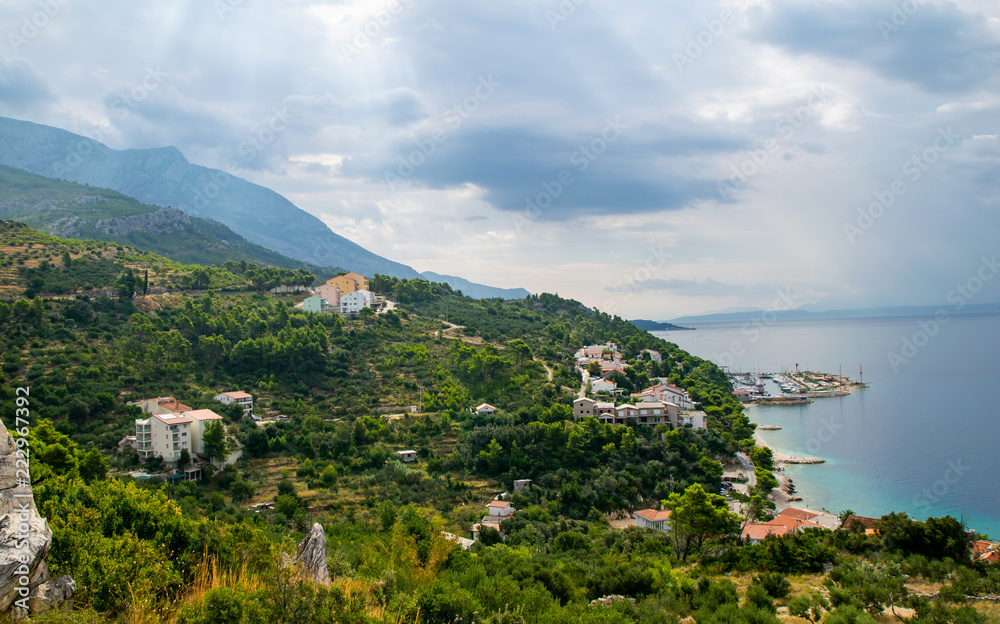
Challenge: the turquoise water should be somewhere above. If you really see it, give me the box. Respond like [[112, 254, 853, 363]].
[[654, 315, 1000, 539]]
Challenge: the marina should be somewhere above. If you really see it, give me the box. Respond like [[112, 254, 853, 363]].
[[728, 367, 867, 404]]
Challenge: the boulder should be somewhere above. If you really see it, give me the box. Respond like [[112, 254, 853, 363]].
[[294, 523, 330, 586], [0, 419, 73, 615]]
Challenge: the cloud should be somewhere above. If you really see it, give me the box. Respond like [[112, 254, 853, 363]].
[[4, 0, 1000, 316], [0, 57, 54, 112], [754, 1, 1000, 93], [606, 277, 781, 299]]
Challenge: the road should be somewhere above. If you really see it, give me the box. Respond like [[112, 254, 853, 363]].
[[736, 452, 757, 489]]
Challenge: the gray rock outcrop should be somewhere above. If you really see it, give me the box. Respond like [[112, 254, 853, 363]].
[[0, 419, 74, 615], [294, 523, 331, 586]]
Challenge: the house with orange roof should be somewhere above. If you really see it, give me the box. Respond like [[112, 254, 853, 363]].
[[635, 509, 672, 532], [778, 507, 821, 522], [973, 540, 999, 564], [742, 523, 790, 544], [488, 499, 515, 518], [130, 396, 193, 416], [764, 514, 825, 534], [214, 390, 254, 417]]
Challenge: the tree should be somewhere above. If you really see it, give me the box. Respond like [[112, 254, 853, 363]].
[[788, 592, 829, 623], [662, 483, 739, 560], [79, 448, 108, 482], [61, 250, 72, 267], [202, 420, 228, 463], [826, 560, 908, 618], [230, 479, 255, 503], [176, 448, 191, 470], [587, 361, 602, 377], [114, 269, 137, 299], [142, 269, 149, 296], [478, 526, 503, 547]]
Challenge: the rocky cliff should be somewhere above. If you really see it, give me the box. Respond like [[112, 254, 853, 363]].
[[0, 418, 74, 616]]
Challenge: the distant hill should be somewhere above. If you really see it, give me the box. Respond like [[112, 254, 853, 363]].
[[420, 271, 531, 300], [670, 303, 1000, 324], [629, 319, 693, 331], [0, 116, 419, 279], [0, 165, 343, 280], [0, 116, 529, 300]]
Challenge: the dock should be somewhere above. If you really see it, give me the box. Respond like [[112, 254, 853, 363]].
[[728, 369, 867, 403]]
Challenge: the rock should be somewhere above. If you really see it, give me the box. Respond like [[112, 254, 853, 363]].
[[0, 419, 73, 615], [31, 575, 76, 614], [294, 523, 330, 586]]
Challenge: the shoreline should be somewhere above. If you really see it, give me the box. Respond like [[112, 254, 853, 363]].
[[752, 431, 825, 464]]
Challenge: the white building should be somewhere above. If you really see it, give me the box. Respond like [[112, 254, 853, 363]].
[[488, 500, 515, 518], [635, 509, 672, 532], [475, 403, 497, 415], [397, 450, 417, 463], [340, 289, 374, 315], [303, 295, 335, 314], [591, 378, 618, 394], [184, 409, 224, 456], [633, 381, 695, 410], [214, 391, 254, 417], [134, 413, 192, 462], [572, 398, 706, 430]]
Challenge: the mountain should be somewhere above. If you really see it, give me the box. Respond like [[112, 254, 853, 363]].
[[0, 164, 343, 278], [420, 271, 530, 300], [629, 319, 693, 331], [0, 116, 422, 279], [670, 302, 1000, 324], [0, 117, 532, 300]]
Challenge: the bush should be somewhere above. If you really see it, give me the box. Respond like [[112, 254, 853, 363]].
[[744, 584, 775, 613], [753, 572, 791, 598]]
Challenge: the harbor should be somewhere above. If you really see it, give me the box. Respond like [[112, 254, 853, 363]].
[[728, 367, 867, 404]]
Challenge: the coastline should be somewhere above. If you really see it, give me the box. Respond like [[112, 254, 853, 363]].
[[753, 430, 823, 511], [752, 431, 825, 465]]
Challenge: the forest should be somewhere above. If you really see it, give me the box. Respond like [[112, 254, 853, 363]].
[[0, 230, 997, 623]]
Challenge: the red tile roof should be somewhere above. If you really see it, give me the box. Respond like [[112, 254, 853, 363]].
[[765, 515, 824, 532], [742, 523, 790, 541], [635, 509, 672, 521], [778, 507, 820, 521]]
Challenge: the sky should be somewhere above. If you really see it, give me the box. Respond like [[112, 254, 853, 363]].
[[1, 0, 1000, 319]]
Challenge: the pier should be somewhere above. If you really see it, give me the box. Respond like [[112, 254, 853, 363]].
[[728, 368, 867, 403]]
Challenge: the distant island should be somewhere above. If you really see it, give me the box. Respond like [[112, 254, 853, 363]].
[[630, 319, 694, 331]]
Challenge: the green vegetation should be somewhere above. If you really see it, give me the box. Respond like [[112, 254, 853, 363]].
[[0, 165, 343, 278], [1, 228, 997, 623]]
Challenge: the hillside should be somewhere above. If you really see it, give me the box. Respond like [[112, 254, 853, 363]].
[[1, 231, 996, 624], [0, 164, 344, 280], [420, 271, 531, 300], [0, 221, 312, 298], [0, 116, 422, 279]]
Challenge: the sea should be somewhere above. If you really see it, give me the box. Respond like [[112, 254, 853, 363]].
[[653, 314, 1000, 539]]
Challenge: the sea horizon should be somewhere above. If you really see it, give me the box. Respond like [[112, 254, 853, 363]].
[[654, 313, 1000, 539]]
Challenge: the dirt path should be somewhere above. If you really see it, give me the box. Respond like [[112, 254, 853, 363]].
[[538, 360, 553, 381], [439, 321, 483, 344]]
